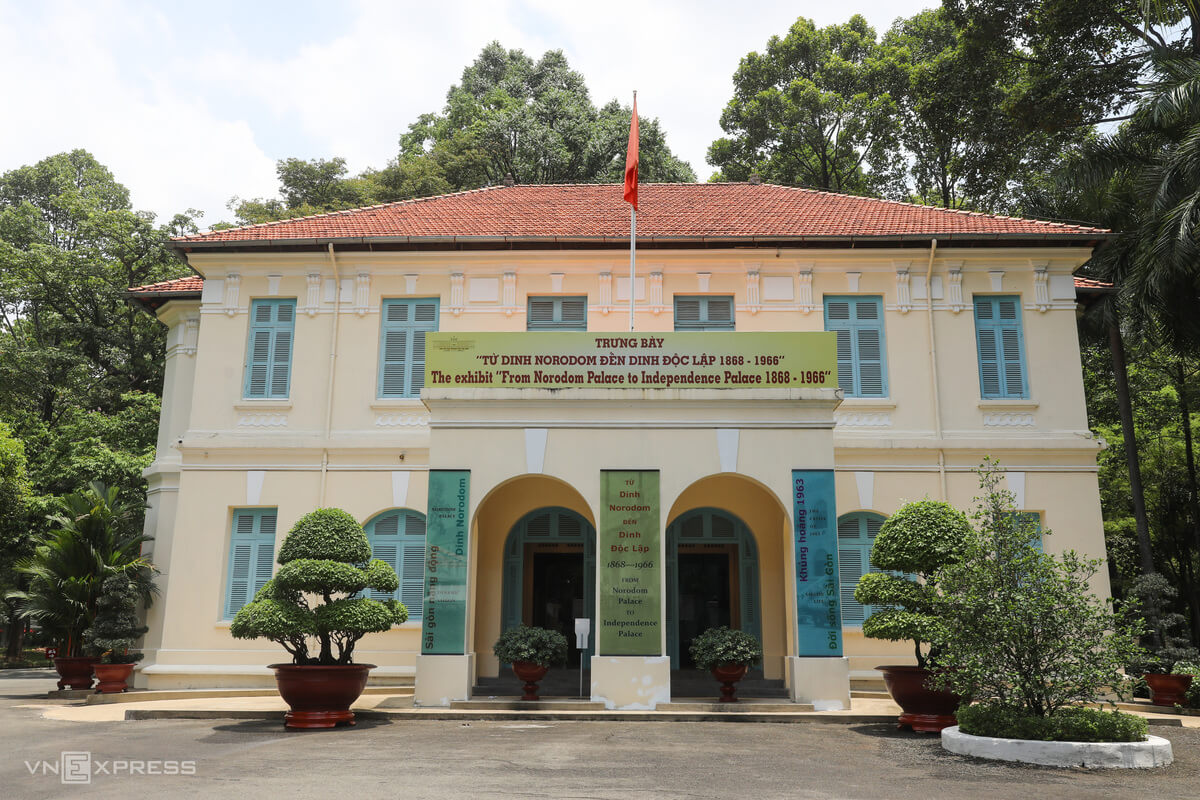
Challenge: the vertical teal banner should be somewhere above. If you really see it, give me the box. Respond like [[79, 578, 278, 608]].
[[422, 470, 470, 655], [793, 469, 842, 656], [598, 470, 661, 655]]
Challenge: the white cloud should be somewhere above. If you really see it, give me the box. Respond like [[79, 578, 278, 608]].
[[0, 0, 934, 227]]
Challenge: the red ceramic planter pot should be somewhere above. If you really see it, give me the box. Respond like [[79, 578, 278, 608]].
[[53, 657, 100, 691], [511, 661, 550, 701], [711, 663, 750, 702], [93, 662, 135, 693], [1143, 672, 1194, 707], [878, 665, 965, 733], [270, 663, 375, 729]]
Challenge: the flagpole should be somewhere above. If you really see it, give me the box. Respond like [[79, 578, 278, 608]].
[[629, 89, 637, 333]]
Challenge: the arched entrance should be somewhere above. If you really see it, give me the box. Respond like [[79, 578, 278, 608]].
[[500, 507, 596, 661], [666, 507, 761, 669]]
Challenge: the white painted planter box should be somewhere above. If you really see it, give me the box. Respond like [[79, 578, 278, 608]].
[[941, 725, 1173, 768]]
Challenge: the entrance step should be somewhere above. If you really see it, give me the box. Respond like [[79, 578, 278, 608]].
[[452, 699, 606, 711], [475, 669, 791, 700]]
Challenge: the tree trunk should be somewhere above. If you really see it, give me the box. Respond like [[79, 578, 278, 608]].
[[1173, 359, 1200, 644], [1109, 320, 1156, 575]]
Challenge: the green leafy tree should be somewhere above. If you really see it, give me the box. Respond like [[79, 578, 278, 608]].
[[231, 508, 408, 665], [933, 461, 1146, 717], [707, 15, 904, 195], [82, 574, 149, 663], [853, 499, 972, 667], [8, 482, 155, 657], [0, 423, 31, 658]]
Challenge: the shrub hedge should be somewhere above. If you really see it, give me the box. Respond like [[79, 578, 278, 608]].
[[956, 702, 1148, 743]]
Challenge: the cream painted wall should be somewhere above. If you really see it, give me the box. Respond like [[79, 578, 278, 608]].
[[138, 245, 1107, 689]]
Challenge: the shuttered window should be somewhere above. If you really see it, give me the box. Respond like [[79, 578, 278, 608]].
[[674, 296, 735, 331], [224, 509, 277, 619], [974, 296, 1028, 399], [1009, 511, 1043, 552], [378, 299, 439, 398], [527, 296, 587, 330], [836, 512, 887, 625], [824, 296, 888, 397], [243, 300, 296, 399], [364, 510, 427, 619]]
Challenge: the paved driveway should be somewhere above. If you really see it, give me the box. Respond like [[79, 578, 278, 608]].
[[2, 670, 1198, 799]]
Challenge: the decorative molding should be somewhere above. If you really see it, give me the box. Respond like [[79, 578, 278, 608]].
[[846, 271, 861, 293], [834, 411, 893, 428], [304, 272, 321, 316], [988, 270, 1005, 292], [947, 267, 965, 312], [267, 274, 281, 296], [374, 413, 431, 428], [797, 269, 814, 312], [503, 272, 516, 315], [237, 413, 288, 428], [404, 274, 418, 294], [550, 272, 564, 293], [224, 273, 240, 316], [467, 276, 499, 303], [895, 265, 912, 313], [1032, 263, 1050, 311], [697, 272, 711, 293], [649, 271, 664, 311], [449, 273, 464, 314], [983, 413, 1036, 427], [200, 278, 224, 304], [354, 271, 370, 316], [762, 275, 794, 302], [182, 314, 200, 356], [746, 269, 760, 313], [598, 272, 612, 312]]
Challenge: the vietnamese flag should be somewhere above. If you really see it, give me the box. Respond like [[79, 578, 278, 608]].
[[623, 95, 639, 210]]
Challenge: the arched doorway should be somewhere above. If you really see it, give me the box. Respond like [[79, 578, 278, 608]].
[[500, 507, 596, 661], [666, 507, 761, 669]]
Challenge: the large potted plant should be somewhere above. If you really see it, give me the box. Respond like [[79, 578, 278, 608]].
[[493, 625, 568, 700], [83, 575, 148, 693], [689, 626, 763, 702], [853, 498, 971, 731], [231, 508, 408, 728], [8, 482, 154, 691], [1125, 573, 1200, 706]]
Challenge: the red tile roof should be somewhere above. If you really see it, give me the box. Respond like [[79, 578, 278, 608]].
[[1073, 276, 1115, 290], [128, 276, 204, 295], [172, 183, 1109, 247]]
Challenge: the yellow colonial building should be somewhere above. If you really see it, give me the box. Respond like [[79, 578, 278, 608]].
[[128, 183, 1111, 709]]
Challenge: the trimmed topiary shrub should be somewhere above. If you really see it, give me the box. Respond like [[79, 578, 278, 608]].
[[957, 702, 1148, 743], [689, 626, 763, 671], [83, 575, 149, 664], [853, 499, 972, 667], [231, 508, 408, 665], [493, 625, 568, 667]]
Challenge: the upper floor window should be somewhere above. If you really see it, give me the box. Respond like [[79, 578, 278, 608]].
[[379, 299, 439, 398], [824, 296, 887, 397], [674, 296, 735, 331], [527, 296, 587, 330], [224, 508, 277, 619], [364, 510, 427, 619], [243, 299, 295, 399], [836, 512, 886, 625], [973, 296, 1028, 399]]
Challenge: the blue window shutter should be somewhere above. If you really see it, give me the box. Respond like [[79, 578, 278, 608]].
[[825, 296, 887, 397], [365, 510, 427, 618], [1009, 511, 1043, 552], [225, 509, 277, 618], [974, 296, 1028, 399], [379, 299, 439, 398], [243, 300, 295, 399], [674, 296, 736, 331], [527, 296, 588, 330], [836, 512, 888, 624]]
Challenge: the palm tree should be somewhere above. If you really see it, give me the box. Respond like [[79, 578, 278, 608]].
[[7, 482, 155, 657]]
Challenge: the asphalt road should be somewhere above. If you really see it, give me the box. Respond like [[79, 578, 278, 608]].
[[2, 670, 1199, 799]]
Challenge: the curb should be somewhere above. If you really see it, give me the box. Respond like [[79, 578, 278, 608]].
[[941, 726, 1174, 768], [123, 708, 899, 724]]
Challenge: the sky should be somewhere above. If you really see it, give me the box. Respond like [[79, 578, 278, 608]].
[[0, 0, 936, 229]]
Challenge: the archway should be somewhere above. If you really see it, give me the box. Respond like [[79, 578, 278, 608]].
[[500, 507, 596, 662], [666, 507, 760, 669]]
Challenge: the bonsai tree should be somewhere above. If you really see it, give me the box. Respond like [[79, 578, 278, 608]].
[[689, 626, 763, 671], [1126, 572, 1200, 674], [933, 461, 1146, 725], [231, 508, 408, 664], [83, 574, 149, 663], [9, 482, 155, 657], [493, 625, 568, 667], [853, 499, 971, 668]]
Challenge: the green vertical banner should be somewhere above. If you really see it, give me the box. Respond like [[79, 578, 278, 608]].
[[598, 470, 661, 656], [793, 469, 842, 656], [422, 470, 470, 655]]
